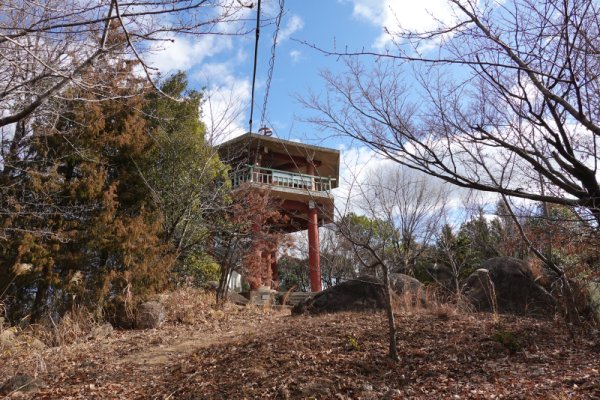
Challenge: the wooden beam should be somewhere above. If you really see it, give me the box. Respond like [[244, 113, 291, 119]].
[[281, 200, 310, 213], [266, 151, 322, 167]]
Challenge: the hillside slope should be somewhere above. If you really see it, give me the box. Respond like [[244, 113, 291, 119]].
[[1, 306, 598, 399]]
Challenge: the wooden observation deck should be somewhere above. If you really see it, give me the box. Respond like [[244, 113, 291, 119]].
[[218, 132, 340, 291]]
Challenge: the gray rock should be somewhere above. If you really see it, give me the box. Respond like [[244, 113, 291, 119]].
[[202, 281, 219, 291], [390, 273, 423, 294], [88, 322, 114, 340], [136, 301, 166, 329], [425, 264, 454, 282], [583, 281, 600, 321], [463, 257, 556, 315], [0, 329, 16, 349], [227, 291, 249, 306], [292, 274, 426, 315], [292, 276, 386, 315]]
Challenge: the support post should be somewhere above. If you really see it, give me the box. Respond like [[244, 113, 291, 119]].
[[248, 219, 261, 290], [308, 201, 321, 292], [306, 160, 322, 292], [271, 251, 279, 290], [263, 251, 272, 288]]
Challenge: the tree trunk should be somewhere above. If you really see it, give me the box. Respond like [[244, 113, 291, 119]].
[[215, 265, 231, 309], [380, 263, 399, 361], [31, 279, 49, 323]]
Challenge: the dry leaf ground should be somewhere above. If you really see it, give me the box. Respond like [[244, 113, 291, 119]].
[[1, 301, 598, 399]]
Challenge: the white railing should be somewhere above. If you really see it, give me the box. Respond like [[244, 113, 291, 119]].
[[230, 165, 335, 193]]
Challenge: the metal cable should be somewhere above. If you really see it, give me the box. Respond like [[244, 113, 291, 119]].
[[248, 0, 262, 134], [259, 0, 285, 130]]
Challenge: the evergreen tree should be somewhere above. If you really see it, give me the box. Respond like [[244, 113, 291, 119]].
[[142, 72, 229, 285], [0, 58, 171, 322], [457, 210, 500, 265]]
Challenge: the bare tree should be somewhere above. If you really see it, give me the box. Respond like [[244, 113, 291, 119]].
[[304, 0, 600, 226], [0, 0, 251, 130], [358, 166, 450, 275], [0, 1, 251, 242], [211, 186, 289, 307], [334, 164, 450, 360]]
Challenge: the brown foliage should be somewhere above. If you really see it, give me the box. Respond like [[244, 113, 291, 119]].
[[0, 59, 173, 322], [213, 185, 291, 304]]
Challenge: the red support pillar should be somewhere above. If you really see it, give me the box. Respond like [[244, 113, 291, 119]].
[[308, 203, 321, 292], [306, 160, 322, 292]]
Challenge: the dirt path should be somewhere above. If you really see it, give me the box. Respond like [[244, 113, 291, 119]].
[[119, 322, 268, 365], [0, 306, 291, 399]]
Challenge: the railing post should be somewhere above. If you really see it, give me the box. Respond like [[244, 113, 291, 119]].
[[306, 160, 316, 190]]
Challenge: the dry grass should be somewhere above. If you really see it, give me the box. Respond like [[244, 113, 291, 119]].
[[391, 284, 474, 321], [160, 287, 217, 325], [279, 286, 297, 307], [160, 287, 283, 325], [29, 306, 99, 348]]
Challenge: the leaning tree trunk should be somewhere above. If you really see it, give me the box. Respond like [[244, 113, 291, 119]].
[[215, 264, 231, 309]]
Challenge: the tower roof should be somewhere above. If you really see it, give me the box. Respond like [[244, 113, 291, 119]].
[[217, 132, 340, 185]]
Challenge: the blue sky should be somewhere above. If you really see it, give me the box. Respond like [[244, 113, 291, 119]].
[[148, 0, 452, 146], [147, 0, 475, 219]]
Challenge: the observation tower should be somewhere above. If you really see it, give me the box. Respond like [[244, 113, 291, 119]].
[[217, 131, 340, 292]]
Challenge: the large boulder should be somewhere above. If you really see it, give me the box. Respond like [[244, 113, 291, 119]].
[[463, 257, 556, 316], [136, 301, 166, 329], [389, 273, 423, 294], [227, 290, 249, 306], [292, 276, 385, 315], [292, 274, 424, 315], [588, 281, 600, 321], [424, 264, 454, 283]]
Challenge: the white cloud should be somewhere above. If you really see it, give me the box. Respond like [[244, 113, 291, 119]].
[[196, 63, 250, 144], [144, 30, 250, 144], [333, 145, 394, 217], [289, 49, 302, 63], [147, 34, 233, 73], [347, 0, 456, 49], [333, 144, 472, 223], [279, 14, 304, 42]]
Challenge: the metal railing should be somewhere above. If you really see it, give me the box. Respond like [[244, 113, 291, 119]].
[[230, 165, 335, 193]]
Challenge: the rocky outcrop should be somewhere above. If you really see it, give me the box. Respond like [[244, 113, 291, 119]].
[[227, 291, 249, 306], [292, 276, 385, 315], [292, 274, 424, 315], [390, 273, 423, 295], [587, 281, 600, 320], [136, 301, 166, 329], [463, 257, 556, 316]]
